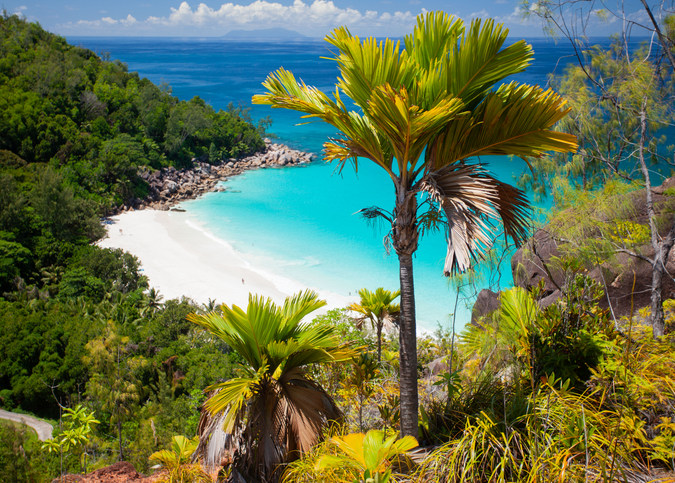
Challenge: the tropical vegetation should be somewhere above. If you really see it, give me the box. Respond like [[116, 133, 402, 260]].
[[1, 5, 674, 483], [348, 287, 400, 362]]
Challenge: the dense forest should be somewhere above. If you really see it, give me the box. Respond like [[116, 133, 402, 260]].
[[1, 8, 675, 483], [0, 13, 266, 479]]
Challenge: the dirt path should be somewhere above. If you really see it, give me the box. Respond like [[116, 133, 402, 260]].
[[0, 408, 53, 441]]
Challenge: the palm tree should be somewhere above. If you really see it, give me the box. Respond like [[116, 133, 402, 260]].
[[140, 287, 164, 317], [253, 12, 577, 437], [188, 290, 353, 482], [349, 287, 400, 362]]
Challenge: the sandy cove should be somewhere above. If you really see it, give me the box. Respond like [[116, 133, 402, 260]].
[[98, 144, 355, 311]]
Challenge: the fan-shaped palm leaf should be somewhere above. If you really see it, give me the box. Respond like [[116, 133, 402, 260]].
[[315, 430, 418, 482], [188, 290, 353, 482]]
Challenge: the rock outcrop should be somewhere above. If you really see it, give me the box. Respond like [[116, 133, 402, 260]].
[[473, 178, 675, 321], [470, 288, 502, 326], [118, 140, 313, 213]]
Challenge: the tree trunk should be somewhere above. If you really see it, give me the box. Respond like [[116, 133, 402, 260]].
[[117, 414, 123, 461], [638, 0, 675, 73], [392, 184, 420, 438], [636, 99, 675, 337], [376, 322, 382, 363], [397, 252, 418, 438], [652, 221, 675, 337]]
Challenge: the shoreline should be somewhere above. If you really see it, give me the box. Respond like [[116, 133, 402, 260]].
[[113, 139, 313, 214], [98, 139, 357, 312], [98, 209, 354, 311], [99, 142, 448, 331]]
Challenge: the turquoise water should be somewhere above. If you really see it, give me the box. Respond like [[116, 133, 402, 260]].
[[69, 36, 579, 330]]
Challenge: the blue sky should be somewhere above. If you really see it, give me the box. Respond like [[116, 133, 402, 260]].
[[2, 0, 656, 37]]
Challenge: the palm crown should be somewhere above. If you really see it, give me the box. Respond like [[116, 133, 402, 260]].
[[254, 14, 576, 271], [349, 288, 400, 362]]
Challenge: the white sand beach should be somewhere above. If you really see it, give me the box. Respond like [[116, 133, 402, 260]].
[[97, 209, 354, 312]]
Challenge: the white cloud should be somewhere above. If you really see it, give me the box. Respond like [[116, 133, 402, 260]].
[[495, 4, 539, 28], [121, 14, 138, 26], [78, 14, 137, 28], [58, 0, 419, 37], [468, 9, 491, 20], [155, 0, 410, 30]]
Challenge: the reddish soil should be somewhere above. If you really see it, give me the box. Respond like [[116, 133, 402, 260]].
[[52, 461, 164, 482]]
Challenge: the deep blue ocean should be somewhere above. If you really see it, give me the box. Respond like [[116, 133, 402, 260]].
[[67, 35, 587, 331]]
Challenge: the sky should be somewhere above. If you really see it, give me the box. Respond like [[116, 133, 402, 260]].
[[1, 0, 657, 38]]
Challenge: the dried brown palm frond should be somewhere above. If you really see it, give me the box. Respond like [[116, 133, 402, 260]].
[[420, 163, 530, 274], [194, 399, 240, 476]]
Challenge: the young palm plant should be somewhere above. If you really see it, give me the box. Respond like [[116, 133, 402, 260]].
[[188, 290, 354, 482], [149, 435, 210, 483], [315, 430, 418, 483], [349, 287, 400, 362], [253, 11, 577, 436]]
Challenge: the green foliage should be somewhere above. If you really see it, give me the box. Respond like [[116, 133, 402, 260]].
[[42, 405, 99, 474], [83, 321, 142, 460], [316, 430, 418, 483], [521, 38, 674, 194], [0, 236, 31, 292], [284, 429, 417, 483], [347, 352, 380, 432], [0, 13, 265, 292], [0, 298, 105, 416], [0, 421, 56, 482], [463, 276, 609, 389], [349, 288, 400, 362], [149, 435, 210, 482], [59, 246, 147, 302], [416, 379, 645, 482]]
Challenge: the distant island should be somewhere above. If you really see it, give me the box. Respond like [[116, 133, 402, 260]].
[[222, 27, 315, 41]]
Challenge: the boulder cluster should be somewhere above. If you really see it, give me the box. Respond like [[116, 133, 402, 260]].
[[471, 178, 675, 325], [124, 141, 313, 212]]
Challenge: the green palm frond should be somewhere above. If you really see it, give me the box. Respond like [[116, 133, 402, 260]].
[[252, 67, 336, 117], [326, 27, 413, 112], [205, 375, 261, 432], [315, 430, 418, 479], [404, 12, 465, 73], [429, 82, 577, 168], [443, 18, 533, 107], [349, 288, 401, 322], [499, 287, 538, 342], [279, 287, 329, 325], [365, 84, 466, 178], [190, 291, 353, 479]]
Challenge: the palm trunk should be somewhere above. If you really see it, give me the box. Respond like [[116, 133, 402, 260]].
[[391, 184, 420, 437], [397, 252, 419, 437]]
